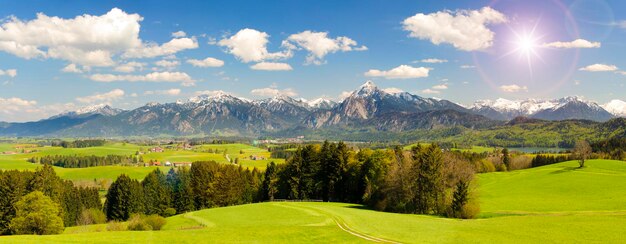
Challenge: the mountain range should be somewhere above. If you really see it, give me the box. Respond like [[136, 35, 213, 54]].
[[0, 81, 624, 137]]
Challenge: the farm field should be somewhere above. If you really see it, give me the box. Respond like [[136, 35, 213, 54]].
[[0, 142, 284, 181], [2, 159, 625, 243]]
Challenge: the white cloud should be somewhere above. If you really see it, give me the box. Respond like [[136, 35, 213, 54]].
[[218, 28, 291, 63], [187, 57, 224, 67], [283, 31, 367, 65], [155, 59, 180, 67], [0, 69, 17, 77], [617, 71, 626, 75], [123, 37, 198, 58], [0, 97, 37, 120], [543, 39, 600, 49], [76, 89, 125, 103], [382, 87, 404, 94], [402, 7, 507, 51], [0, 8, 142, 66], [90, 71, 195, 86], [250, 87, 297, 97], [418, 58, 448, 63], [338, 91, 352, 101], [421, 89, 440, 94], [579, 64, 618, 72], [500, 84, 528, 92], [171, 31, 187, 38], [61, 64, 84, 73], [460, 65, 475, 69], [114, 61, 145, 73], [432, 84, 448, 90], [250, 62, 293, 71], [364, 65, 430, 79], [0, 99, 83, 122], [144, 88, 181, 96]]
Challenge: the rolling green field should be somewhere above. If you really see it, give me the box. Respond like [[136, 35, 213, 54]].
[[2, 159, 625, 243], [0, 143, 284, 181]]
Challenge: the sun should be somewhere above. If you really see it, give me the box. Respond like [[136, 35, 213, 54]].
[[502, 20, 545, 76]]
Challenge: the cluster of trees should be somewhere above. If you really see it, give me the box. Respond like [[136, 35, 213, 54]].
[[104, 161, 261, 221], [260, 142, 479, 218], [531, 155, 571, 168], [268, 144, 298, 159], [51, 139, 106, 148], [592, 137, 626, 160], [0, 165, 101, 234], [29, 154, 142, 168]]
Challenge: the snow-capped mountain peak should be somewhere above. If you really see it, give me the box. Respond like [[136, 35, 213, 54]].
[[307, 98, 337, 109], [354, 80, 381, 97], [470, 96, 614, 121], [53, 104, 124, 119], [186, 91, 247, 104]]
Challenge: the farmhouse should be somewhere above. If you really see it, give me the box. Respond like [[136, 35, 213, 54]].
[[150, 147, 164, 153]]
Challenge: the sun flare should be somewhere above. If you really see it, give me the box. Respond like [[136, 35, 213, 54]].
[[502, 20, 545, 76]]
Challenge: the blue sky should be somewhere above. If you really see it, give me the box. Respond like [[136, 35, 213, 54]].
[[0, 0, 625, 121]]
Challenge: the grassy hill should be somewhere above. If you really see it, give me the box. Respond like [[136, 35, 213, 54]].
[[2, 159, 625, 243]]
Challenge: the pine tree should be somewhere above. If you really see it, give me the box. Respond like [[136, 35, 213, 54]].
[[104, 174, 144, 221], [142, 168, 171, 216], [261, 162, 278, 201]]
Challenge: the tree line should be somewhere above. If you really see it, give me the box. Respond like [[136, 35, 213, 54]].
[[51, 139, 106, 148], [261, 142, 479, 218], [0, 165, 101, 234], [103, 142, 479, 220], [103, 161, 261, 221], [29, 154, 142, 168], [592, 137, 626, 160]]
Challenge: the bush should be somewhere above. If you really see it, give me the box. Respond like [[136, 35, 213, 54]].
[[106, 221, 126, 231], [126, 214, 167, 231], [459, 200, 480, 219], [143, 215, 167, 230], [10, 191, 64, 235], [127, 214, 152, 231], [77, 208, 107, 226], [163, 208, 177, 217]]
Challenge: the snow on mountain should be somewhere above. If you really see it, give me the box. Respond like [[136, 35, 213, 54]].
[[185, 91, 250, 104], [471, 98, 558, 115], [306, 98, 337, 109], [603, 99, 626, 117], [471, 96, 613, 121], [54, 104, 124, 118]]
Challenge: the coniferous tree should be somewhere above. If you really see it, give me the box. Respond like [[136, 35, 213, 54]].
[[502, 148, 510, 169], [413, 144, 445, 214], [142, 168, 171, 216], [104, 174, 144, 221], [261, 162, 278, 201]]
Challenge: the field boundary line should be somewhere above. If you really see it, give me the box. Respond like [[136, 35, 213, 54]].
[[280, 203, 402, 244]]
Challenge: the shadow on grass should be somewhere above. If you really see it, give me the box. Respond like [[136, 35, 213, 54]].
[[344, 205, 373, 211], [549, 166, 581, 174]]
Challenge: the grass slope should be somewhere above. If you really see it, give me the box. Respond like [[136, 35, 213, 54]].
[[2, 159, 626, 243]]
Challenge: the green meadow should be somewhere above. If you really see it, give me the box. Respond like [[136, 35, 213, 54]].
[[0, 142, 284, 181], [2, 159, 625, 243]]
